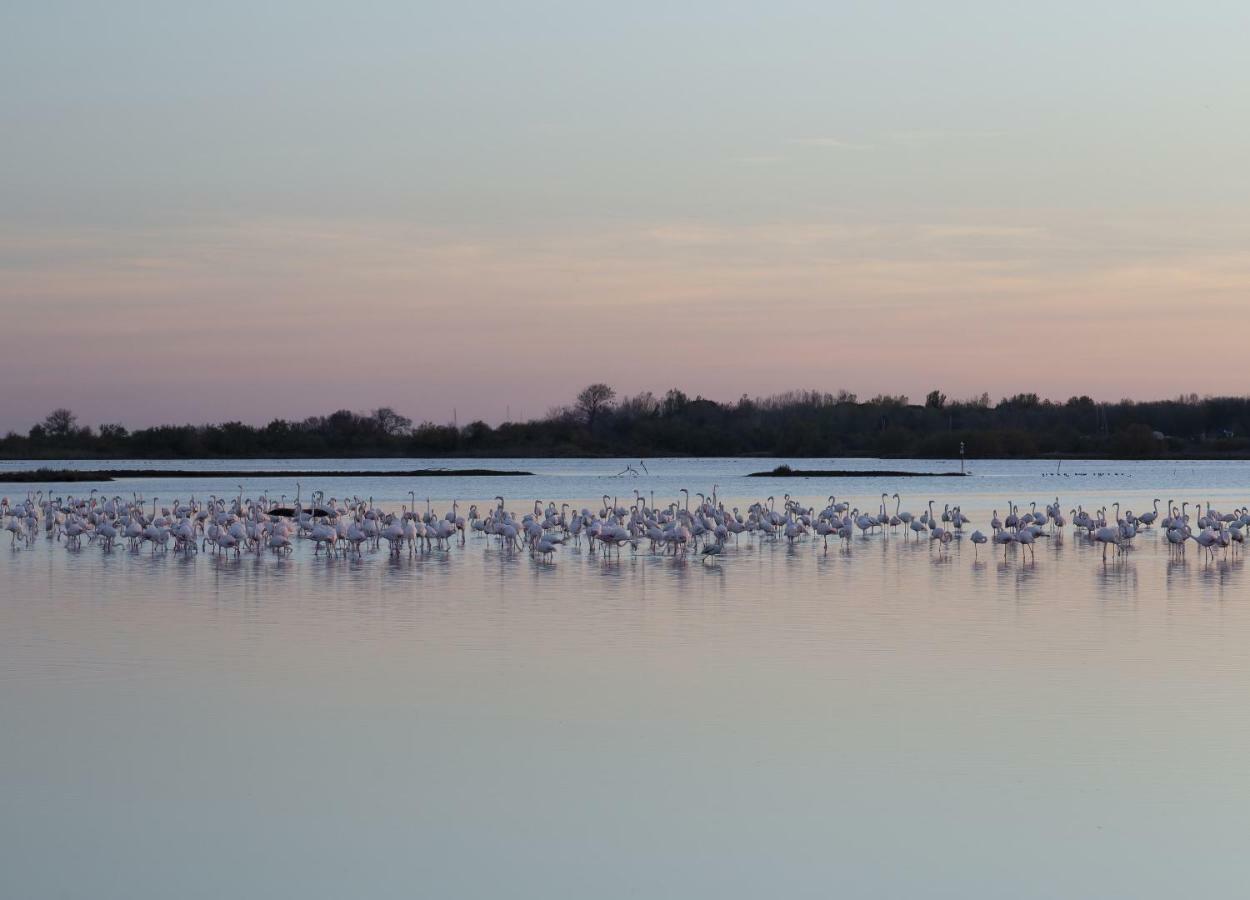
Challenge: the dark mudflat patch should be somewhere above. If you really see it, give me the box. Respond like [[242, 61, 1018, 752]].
[[748, 465, 969, 478], [1, 467, 534, 483]]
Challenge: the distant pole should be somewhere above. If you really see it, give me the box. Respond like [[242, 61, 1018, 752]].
[[960, 441, 965, 474]]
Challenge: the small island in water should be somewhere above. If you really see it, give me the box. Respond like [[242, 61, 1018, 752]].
[[748, 465, 968, 478], [1, 467, 534, 483]]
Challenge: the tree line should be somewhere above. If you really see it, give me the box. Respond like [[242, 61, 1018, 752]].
[[4, 388, 1250, 460]]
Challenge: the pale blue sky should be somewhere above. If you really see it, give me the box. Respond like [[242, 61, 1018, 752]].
[[3, 1, 1249, 428]]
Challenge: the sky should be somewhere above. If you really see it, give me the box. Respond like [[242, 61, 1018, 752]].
[[3, 0, 1250, 431]]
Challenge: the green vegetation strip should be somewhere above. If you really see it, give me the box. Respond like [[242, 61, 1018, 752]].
[[749, 465, 968, 478], [1, 468, 534, 483]]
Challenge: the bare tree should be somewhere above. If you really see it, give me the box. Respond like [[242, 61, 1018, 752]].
[[575, 383, 616, 430], [43, 408, 77, 437], [372, 407, 413, 436]]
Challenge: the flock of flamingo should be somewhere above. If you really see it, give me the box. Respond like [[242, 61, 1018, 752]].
[[3, 484, 1248, 565]]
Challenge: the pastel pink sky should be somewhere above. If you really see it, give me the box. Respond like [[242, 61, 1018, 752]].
[[4, 211, 1249, 431], [4, 1, 1250, 431]]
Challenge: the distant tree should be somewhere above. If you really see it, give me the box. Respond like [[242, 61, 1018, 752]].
[[264, 418, 294, 437], [544, 405, 578, 423], [575, 383, 616, 429], [618, 391, 660, 417], [372, 406, 413, 436], [42, 408, 77, 437], [412, 420, 460, 452], [1111, 423, 1163, 458], [662, 388, 690, 416], [462, 420, 492, 442], [9, 390, 1250, 462], [1001, 393, 1040, 409], [925, 390, 947, 410]]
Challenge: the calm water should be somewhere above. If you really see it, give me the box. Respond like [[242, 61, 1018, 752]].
[[3, 458, 1250, 898]]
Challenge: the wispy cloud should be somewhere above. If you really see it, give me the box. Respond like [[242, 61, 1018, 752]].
[[919, 224, 1046, 240], [887, 128, 1010, 145], [788, 136, 873, 150]]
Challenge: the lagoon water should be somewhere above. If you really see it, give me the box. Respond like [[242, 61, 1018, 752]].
[[4, 458, 1250, 898]]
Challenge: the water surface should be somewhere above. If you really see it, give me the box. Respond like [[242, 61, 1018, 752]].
[[3, 459, 1249, 898]]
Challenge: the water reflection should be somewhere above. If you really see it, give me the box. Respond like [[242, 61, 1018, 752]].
[[5, 472, 1250, 898]]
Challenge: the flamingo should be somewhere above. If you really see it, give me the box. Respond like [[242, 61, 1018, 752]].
[[1092, 525, 1121, 560]]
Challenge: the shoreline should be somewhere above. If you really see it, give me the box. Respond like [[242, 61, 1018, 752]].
[[5, 451, 1250, 462]]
